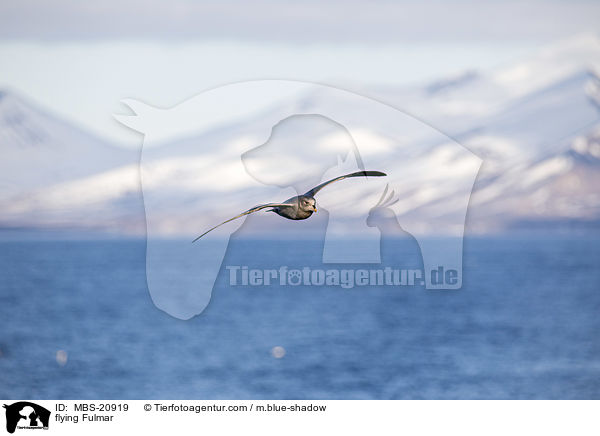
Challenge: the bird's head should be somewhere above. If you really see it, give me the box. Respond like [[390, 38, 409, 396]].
[[299, 196, 317, 213], [366, 184, 398, 227]]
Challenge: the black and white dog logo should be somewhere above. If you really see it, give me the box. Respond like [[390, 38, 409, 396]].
[[3, 402, 50, 434]]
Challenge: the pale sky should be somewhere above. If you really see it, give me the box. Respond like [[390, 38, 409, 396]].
[[1, 0, 598, 42], [0, 0, 597, 147], [0, 39, 547, 146]]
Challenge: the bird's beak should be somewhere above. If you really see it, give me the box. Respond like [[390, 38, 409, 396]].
[[313, 206, 317, 213]]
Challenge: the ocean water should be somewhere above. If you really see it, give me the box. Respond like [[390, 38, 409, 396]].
[[0, 234, 599, 399]]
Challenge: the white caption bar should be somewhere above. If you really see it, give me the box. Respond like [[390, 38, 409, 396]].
[[0, 400, 598, 435]]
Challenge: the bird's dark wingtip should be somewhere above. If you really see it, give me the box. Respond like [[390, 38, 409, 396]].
[[365, 170, 386, 177]]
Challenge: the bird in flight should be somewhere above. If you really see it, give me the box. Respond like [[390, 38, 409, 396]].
[[193, 170, 386, 242]]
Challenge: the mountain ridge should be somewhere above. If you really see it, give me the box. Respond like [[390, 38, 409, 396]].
[[1, 35, 599, 235]]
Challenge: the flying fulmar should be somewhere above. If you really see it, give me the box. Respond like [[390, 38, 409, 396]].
[[192, 170, 386, 241]]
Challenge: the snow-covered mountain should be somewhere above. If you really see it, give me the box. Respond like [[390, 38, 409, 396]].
[[0, 90, 143, 231], [1, 34, 599, 235], [0, 91, 135, 193]]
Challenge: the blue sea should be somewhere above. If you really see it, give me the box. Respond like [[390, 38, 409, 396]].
[[0, 233, 599, 399]]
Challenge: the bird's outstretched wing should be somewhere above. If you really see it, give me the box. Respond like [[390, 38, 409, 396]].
[[192, 203, 294, 242], [304, 170, 386, 197]]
